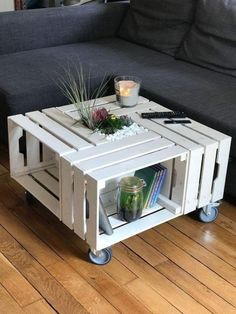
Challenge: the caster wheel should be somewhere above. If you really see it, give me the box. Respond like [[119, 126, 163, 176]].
[[88, 248, 112, 265], [197, 205, 219, 223], [25, 191, 35, 204]]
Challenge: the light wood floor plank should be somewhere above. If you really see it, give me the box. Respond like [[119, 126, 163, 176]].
[[47, 260, 119, 314], [156, 260, 236, 314], [215, 213, 236, 235], [125, 278, 180, 314], [67, 255, 151, 314], [102, 256, 137, 286], [0, 226, 88, 314], [156, 222, 236, 287], [123, 235, 168, 267], [0, 201, 61, 268], [23, 299, 56, 314], [0, 253, 42, 307], [140, 229, 236, 307], [0, 181, 151, 314], [0, 164, 7, 176], [170, 215, 236, 267], [0, 284, 25, 314], [114, 243, 210, 313], [220, 201, 236, 222]]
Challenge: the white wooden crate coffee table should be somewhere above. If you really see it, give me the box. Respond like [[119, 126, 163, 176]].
[[8, 95, 231, 264]]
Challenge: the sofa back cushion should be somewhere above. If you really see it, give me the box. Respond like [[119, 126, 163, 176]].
[[119, 0, 196, 56], [177, 0, 236, 77], [0, 3, 127, 55]]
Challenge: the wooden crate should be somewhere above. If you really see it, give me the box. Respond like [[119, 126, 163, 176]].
[[8, 95, 231, 254], [7, 95, 150, 221], [73, 143, 189, 251], [130, 102, 231, 211]]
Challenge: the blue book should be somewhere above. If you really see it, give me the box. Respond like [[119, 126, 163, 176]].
[[148, 167, 162, 207], [152, 165, 167, 207], [150, 164, 167, 207]]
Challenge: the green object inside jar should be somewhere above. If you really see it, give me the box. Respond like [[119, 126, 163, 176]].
[[117, 176, 144, 222]]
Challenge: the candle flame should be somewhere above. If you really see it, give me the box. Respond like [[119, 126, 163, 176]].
[[118, 80, 136, 97]]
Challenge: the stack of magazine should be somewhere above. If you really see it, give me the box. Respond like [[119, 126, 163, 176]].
[[135, 164, 167, 208]]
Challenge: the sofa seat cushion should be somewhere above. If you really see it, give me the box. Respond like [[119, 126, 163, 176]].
[[0, 38, 175, 142], [177, 0, 236, 77], [140, 60, 236, 157], [119, 0, 196, 56]]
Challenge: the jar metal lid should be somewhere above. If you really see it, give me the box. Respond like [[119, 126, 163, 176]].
[[118, 176, 145, 193]]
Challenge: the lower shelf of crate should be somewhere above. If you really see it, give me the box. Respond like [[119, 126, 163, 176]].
[[96, 206, 182, 250], [13, 166, 60, 218], [103, 194, 181, 230], [103, 203, 163, 231]]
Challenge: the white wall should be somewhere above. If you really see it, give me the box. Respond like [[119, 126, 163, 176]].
[[0, 0, 15, 12]]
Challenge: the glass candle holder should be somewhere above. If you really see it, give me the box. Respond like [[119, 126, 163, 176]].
[[114, 76, 141, 107]]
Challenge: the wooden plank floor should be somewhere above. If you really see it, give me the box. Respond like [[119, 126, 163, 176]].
[[0, 143, 235, 314]]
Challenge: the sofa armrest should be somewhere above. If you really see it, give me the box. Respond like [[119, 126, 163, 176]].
[[0, 3, 128, 55]]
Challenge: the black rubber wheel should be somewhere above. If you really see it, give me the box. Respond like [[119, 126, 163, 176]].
[[88, 248, 112, 265], [25, 191, 35, 204], [197, 206, 219, 223]]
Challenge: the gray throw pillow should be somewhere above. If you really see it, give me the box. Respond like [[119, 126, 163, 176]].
[[118, 0, 196, 56], [177, 0, 236, 77]]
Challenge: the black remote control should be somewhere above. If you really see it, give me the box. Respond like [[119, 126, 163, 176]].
[[141, 111, 186, 119]]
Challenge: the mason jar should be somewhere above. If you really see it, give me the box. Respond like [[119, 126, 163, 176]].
[[117, 176, 145, 222]]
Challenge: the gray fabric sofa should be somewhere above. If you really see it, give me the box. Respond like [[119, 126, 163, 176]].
[[0, 1, 235, 198]]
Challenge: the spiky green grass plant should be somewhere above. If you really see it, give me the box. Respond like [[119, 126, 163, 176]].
[[58, 62, 110, 130]]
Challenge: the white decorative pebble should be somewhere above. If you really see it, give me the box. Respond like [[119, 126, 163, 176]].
[[98, 123, 148, 142]]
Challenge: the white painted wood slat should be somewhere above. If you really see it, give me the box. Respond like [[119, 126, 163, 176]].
[[8, 115, 75, 156], [43, 108, 108, 146], [46, 167, 59, 180], [110, 101, 159, 117], [56, 95, 149, 114], [184, 149, 203, 214], [73, 167, 87, 239], [78, 138, 174, 173], [56, 95, 118, 113], [130, 113, 203, 152], [60, 158, 74, 229], [171, 156, 188, 211], [87, 145, 187, 182], [26, 111, 91, 150], [107, 204, 163, 229], [8, 119, 25, 176], [64, 103, 118, 120], [65, 130, 159, 164], [86, 177, 101, 250], [211, 137, 231, 202], [14, 175, 60, 218], [26, 133, 40, 169], [97, 209, 180, 251], [31, 170, 59, 197], [158, 194, 182, 214]]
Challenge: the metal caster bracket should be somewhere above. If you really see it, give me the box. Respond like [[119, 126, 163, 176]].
[[198, 202, 220, 223], [88, 247, 112, 265], [25, 191, 35, 204]]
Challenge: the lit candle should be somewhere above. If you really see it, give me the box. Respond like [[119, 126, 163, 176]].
[[115, 78, 140, 107], [119, 80, 137, 97]]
